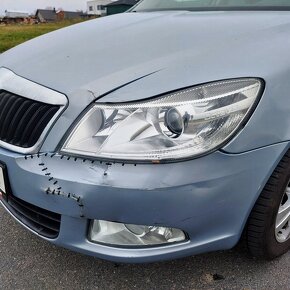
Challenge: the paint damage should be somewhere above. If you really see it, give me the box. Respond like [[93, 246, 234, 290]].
[[18, 153, 141, 217]]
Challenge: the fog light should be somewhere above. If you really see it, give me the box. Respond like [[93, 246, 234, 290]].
[[89, 220, 187, 247]]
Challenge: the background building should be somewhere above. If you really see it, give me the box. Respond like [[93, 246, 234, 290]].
[[87, 0, 114, 16], [4, 10, 29, 18], [2, 10, 30, 24], [35, 9, 57, 22], [36, 9, 88, 23], [56, 10, 86, 21]]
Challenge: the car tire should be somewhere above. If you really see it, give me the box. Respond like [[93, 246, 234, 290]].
[[246, 149, 290, 259]]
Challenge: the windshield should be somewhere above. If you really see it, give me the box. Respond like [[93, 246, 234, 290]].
[[133, 0, 290, 12]]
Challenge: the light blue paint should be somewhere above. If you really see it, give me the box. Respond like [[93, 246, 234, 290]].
[[0, 10, 290, 262]]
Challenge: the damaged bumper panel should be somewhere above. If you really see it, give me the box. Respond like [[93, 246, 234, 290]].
[[0, 143, 288, 263]]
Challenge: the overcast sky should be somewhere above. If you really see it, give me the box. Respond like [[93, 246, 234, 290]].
[[1, 0, 88, 15]]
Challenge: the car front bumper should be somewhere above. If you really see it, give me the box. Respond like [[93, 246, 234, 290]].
[[0, 142, 288, 263]]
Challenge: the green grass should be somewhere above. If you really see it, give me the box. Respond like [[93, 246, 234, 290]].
[[0, 20, 86, 53]]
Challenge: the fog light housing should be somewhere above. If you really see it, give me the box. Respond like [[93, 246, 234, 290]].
[[89, 220, 187, 247]]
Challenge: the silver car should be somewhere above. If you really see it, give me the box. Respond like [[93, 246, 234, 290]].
[[0, 0, 289, 263]]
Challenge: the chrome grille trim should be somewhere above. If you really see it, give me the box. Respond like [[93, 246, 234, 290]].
[[0, 67, 67, 154]]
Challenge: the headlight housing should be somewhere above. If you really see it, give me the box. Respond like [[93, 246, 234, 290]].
[[62, 79, 263, 162], [89, 220, 186, 247]]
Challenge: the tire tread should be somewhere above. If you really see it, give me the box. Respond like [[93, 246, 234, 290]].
[[246, 149, 290, 258]]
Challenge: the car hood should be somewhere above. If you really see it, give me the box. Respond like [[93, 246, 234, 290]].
[[1, 11, 290, 153], [0, 11, 290, 99]]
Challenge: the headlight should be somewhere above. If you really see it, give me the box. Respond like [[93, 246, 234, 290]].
[[62, 79, 262, 161], [89, 220, 186, 247]]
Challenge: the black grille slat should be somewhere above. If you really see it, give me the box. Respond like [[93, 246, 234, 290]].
[[8, 198, 60, 232], [0, 93, 16, 133], [6, 100, 32, 142], [28, 107, 59, 146], [13, 103, 40, 145], [9, 194, 61, 223], [3, 193, 61, 239], [0, 92, 10, 109], [19, 105, 49, 147], [0, 98, 23, 140], [0, 90, 60, 148]]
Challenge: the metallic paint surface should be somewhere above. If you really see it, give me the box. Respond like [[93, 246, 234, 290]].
[[0, 12, 289, 152], [0, 142, 289, 262], [0, 11, 290, 262]]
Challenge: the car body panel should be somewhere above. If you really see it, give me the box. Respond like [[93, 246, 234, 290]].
[[0, 10, 290, 262], [0, 141, 289, 262], [0, 12, 290, 153]]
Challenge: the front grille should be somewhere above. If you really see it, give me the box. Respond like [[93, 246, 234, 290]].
[[4, 194, 61, 239], [0, 90, 59, 148]]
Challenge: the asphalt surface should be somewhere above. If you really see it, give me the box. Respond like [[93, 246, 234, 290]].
[[0, 206, 289, 290]]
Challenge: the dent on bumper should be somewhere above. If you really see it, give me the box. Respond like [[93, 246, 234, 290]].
[[0, 142, 289, 262]]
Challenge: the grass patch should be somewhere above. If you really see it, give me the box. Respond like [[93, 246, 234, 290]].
[[0, 20, 87, 53]]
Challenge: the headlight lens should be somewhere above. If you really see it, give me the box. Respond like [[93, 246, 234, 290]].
[[62, 79, 262, 161], [89, 220, 186, 247]]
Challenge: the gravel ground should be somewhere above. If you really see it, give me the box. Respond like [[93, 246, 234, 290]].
[[0, 206, 289, 290]]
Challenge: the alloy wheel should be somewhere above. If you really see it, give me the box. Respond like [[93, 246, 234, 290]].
[[275, 179, 290, 243]]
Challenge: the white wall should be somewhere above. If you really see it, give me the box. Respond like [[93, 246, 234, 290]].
[[87, 0, 114, 16]]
